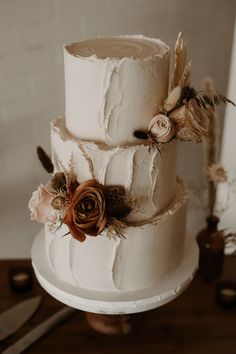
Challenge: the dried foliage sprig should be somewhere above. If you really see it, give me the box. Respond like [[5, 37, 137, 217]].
[[202, 78, 219, 216], [77, 141, 96, 179], [107, 218, 127, 239], [36, 146, 54, 173], [179, 61, 191, 87], [134, 33, 235, 148], [171, 32, 190, 90], [195, 90, 235, 110], [29, 154, 136, 241]]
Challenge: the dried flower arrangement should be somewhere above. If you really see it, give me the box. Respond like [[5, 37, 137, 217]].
[[134, 33, 235, 147], [188, 85, 236, 221], [195, 78, 236, 282], [29, 147, 135, 242], [198, 77, 236, 217], [29, 33, 235, 246], [199, 78, 236, 251]]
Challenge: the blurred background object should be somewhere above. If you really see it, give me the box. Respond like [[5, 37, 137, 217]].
[[0, 0, 235, 258], [218, 16, 236, 254]]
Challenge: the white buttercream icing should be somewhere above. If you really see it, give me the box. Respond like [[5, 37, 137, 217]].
[[64, 35, 169, 145]]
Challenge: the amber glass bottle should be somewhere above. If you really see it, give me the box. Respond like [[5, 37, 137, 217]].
[[196, 215, 225, 281]]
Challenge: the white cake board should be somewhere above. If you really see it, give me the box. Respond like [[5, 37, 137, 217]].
[[31, 230, 198, 315]]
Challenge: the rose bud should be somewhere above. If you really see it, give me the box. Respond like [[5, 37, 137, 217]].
[[148, 114, 175, 143]]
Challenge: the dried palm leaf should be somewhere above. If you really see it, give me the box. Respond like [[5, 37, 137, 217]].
[[171, 32, 188, 90], [179, 61, 192, 87], [196, 90, 235, 110]]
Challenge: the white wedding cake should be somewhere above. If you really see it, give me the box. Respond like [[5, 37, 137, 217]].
[[30, 34, 211, 294]]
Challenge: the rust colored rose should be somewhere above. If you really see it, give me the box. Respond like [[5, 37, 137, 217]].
[[63, 179, 106, 242]]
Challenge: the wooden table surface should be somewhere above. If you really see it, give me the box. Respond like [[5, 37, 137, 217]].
[[0, 257, 236, 354]]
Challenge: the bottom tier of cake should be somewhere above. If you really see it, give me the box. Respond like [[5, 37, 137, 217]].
[[45, 179, 187, 292]]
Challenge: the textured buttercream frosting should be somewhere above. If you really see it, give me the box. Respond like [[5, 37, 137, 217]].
[[51, 116, 178, 222], [45, 180, 187, 292], [43, 35, 188, 295], [64, 35, 169, 145]]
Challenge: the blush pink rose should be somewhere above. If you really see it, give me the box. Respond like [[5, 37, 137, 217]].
[[149, 115, 175, 143], [28, 184, 56, 223]]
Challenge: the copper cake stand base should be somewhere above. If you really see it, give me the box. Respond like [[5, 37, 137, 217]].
[[85, 312, 144, 335]]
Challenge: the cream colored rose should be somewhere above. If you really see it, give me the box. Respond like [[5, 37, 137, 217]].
[[28, 184, 56, 223], [149, 115, 175, 143]]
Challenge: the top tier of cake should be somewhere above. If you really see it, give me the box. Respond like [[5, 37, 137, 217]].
[[64, 35, 169, 146]]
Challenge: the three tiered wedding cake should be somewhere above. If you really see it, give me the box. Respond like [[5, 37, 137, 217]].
[[29, 34, 216, 294]]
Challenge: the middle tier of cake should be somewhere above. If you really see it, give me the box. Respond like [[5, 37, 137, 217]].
[[51, 116, 178, 222]]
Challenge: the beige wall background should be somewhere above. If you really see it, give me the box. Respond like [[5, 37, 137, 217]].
[[0, 0, 235, 258]]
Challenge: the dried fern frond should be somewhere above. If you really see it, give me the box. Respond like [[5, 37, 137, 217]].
[[67, 154, 76, 175], [106, 218, 127, 239], [196, 90, 235, 110], [36, 146, 54, 173], [58, 157, 78, 194], [47, 219, 63, 234], [171, 32, 188, 90], [66, 154, 77, 188]]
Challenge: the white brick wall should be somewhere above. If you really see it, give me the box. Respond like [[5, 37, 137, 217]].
[[0, 0, 235, 258]]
